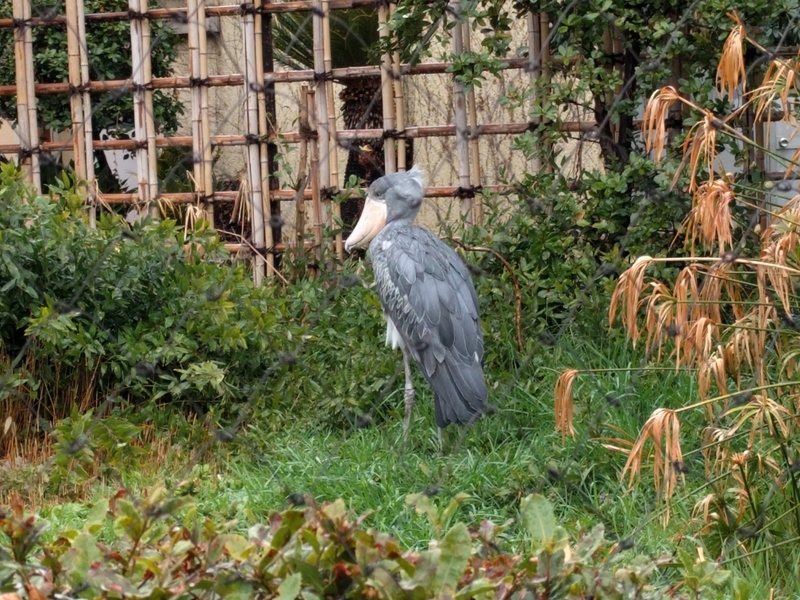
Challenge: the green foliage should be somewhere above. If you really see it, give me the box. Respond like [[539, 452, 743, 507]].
[[0, 165, 294, 435], [0, 491, 740, 599], [0, 0, 183, 138]]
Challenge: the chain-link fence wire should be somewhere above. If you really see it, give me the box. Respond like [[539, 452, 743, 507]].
[[1, 0, 799, 583]]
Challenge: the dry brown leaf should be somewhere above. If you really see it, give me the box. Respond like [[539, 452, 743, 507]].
[[554, 369, 578, 440]]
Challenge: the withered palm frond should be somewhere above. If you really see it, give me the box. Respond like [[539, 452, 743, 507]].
[[684, 178, 735, 253], [752, 57, 800, 129], [643, 282, 676, 362], [698, 348, 728, 404], [622, 408, 685, 511], [642, 87, 683, 161], [609, 256, 654, 346], [716, 13, 746, 99], [554, 369, 578, 440], [679, 114, 721, 193], [674, 265, 701, 330]]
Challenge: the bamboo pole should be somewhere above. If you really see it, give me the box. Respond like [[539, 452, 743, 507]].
[[242, 0, 267, 284], [141, 0, 158, 212], [307, 89, 323, 268], [0, 120, 599, 156], [92, 184, 517, 204], [390, 2, 406, 172], [130, 0, 158, 218], [527, 12, 541, 174], [187, 0, 214, 225], [539, 12, 552, 174], [254, 0, 275, 276], [312, 0, 331, 264], [449, 0, 471, 220], [12, 0, 39, 190], [66, 0, 97, 225], [296, 86, 310, 264], [0, 57, 540, 98], [461, 18, 482, 225], [322, 0, 342, 260], [0, 0, 389, 28], [378, 2, 396, 174], [76, 0, 96, 224], [198, 0, 214, 224]]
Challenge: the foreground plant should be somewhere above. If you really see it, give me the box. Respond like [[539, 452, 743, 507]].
[[0, 488, 738, 599]]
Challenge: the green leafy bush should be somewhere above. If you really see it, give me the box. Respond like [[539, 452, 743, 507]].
[[0, 165, 296, 437], [0, 490, 739, 599]]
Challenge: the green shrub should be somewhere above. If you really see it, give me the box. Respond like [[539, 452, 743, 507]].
[[0, 166, 294, 435], [0, 489, 740, 599]]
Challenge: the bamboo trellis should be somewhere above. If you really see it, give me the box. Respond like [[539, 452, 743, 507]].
[[0, 0, 580, 283]]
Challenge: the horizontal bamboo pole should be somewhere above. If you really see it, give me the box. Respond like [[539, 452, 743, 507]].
[[96, 185, 513, 204], [0, 0, 381, 28], [0, 58, 535, 97], [0, 121, 598, 154]]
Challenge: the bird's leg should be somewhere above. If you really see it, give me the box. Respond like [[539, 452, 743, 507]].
[[402, 350, 415, 450], [437, 427, 444, 456]]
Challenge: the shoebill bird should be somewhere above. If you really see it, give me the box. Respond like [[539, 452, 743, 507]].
[[344, 165, 488, 447]]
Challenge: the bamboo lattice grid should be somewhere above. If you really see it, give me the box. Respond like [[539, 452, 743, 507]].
[[0, 0, 586, 282]]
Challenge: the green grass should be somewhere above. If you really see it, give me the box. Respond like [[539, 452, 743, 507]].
[[7, 298, 791, 597]]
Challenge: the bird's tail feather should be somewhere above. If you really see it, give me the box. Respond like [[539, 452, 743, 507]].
[[429, 355, 487, 428]]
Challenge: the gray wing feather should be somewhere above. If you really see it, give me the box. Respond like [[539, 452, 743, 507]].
[[370, 226, 487, 428]]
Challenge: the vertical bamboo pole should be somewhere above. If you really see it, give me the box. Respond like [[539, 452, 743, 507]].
[[321, 0, 342, 261], [527, 11, 542, 175], [242, 0, 267, 284], [253, 0, 275, 276], [297, 86, 310, 263], [187, 0, 214, 225], [378, 3, 396, 175], [76, 0, 96, 224], [539, 13, 552, 174], [12, 0, 39, 191], [390, 2, 406, 172], [130, 0, 158, 217], [130, 0, 148, 209], [66, 0, 89, 218], [308, 89, 323, 268], [461, 19, 482, 225], [312, 0, 330, 264], [449, 0, 471, 220], [198, 0, 213, 224]]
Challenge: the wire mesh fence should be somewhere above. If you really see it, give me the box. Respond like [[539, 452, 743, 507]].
[[1, 0, 800, 596]]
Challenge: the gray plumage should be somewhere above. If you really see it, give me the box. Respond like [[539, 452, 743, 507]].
[[344, 166, 488, 441]]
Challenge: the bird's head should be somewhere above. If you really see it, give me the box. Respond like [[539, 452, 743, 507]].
[[344, 165, 424, 252]]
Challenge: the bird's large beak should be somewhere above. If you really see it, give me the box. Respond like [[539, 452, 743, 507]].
[[344, 196, 387, 252]]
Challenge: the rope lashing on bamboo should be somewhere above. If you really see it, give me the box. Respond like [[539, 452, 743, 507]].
[[320, 186, 337, 200], [188, 77, 211, 87], [11, 17, 31, 27], [238, 3, 259, 15], [127, 9, 148, 20], [130, 82, 154, 93], [313, 70, 334, 82], [67, 83, 92, 96], [381, 128, 402, 140], [17, 146, 40, 160], [244, 133, 260, 145], [453, 185, 482, 199]]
